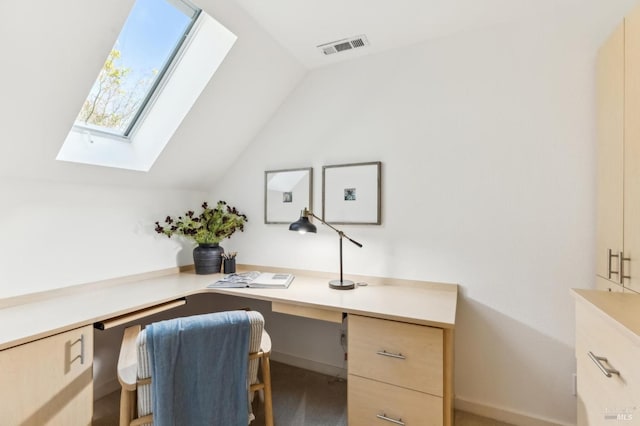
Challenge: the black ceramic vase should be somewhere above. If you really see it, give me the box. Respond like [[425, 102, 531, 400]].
[[193, 243, 224, 274]]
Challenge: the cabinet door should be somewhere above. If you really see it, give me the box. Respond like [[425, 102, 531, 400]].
[[596, 21, 624, 283], [0, 325, 93, 425], [625, 5, 640, 293]]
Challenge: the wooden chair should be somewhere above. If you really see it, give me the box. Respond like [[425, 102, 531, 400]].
[[117, 311, 273, 426]]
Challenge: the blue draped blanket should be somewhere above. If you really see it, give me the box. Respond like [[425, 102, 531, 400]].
[[146, 311, 250, 426]]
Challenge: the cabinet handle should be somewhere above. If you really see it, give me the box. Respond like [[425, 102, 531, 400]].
[[79, 334, 85, 365], [376, 350, 406, 360], [588, 351, 620, 377], [71, 334, 85, 365], [376, 413, 405, 425], [608, 249, 619, 280], [619, 251, 631, 284]]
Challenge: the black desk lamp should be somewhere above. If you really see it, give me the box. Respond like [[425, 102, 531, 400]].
[[289, 207, 362, 290]]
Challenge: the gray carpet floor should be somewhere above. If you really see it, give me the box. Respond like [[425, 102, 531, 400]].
[[94, 361, 513, 425], [251, 361, 347, 426]]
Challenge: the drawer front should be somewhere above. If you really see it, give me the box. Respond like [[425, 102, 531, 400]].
[[348, 375, 443, 426], [576, 352, 638, 425], [349, 314, 443, 396], [271, 301, 342, 323], [575, 301, 640, 424]]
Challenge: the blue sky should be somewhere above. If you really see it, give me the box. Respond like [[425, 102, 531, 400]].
[[115, 0, 194, 79], [76, 0, 198, 131]]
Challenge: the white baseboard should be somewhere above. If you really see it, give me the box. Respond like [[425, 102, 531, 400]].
[[455, 397, 574, 426], [271, 351, 347, 379]]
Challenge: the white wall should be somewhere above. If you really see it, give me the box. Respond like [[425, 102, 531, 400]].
[[0, 0, 305, 189], [0, 0, 306, 298], [0, 178, 206, 298], [2, 0, 636, 421], [209, 16, 613, 425]]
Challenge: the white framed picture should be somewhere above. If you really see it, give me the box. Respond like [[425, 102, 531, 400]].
[[264, 167, 312, 224], [322, 162, 381, 224]]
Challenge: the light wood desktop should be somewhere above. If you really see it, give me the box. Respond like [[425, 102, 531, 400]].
[[0, 265, 458, 426]]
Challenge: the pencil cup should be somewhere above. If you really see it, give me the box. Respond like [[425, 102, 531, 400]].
[[223, 258, 236, 274]]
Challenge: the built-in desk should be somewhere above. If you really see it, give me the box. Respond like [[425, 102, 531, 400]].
[[0, 266, 458, 425]]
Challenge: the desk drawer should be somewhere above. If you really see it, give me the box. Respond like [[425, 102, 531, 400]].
[[272, 301, 342, 323], [575, 301, 640, 424], [348, 375, 443, 426], [349, 314, 443, 396], [575, 301, 640, 382]]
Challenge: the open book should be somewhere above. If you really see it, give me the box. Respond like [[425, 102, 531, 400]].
[[208, 271, 294, 289]]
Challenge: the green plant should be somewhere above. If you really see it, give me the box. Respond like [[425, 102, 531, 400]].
[[155, 201, 247, 245]]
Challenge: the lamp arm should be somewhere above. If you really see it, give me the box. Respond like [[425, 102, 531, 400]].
[[343, 234, 363, 248], [306, 209, 363, 248]]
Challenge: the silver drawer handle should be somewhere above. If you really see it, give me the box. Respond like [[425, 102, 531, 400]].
[[619, 251, 631, 284], [80, 334, 86, 364], [608, 249, 620, 279], [80, 334, 85, 365], [376, 413, 405, 425], [70, 334, 86, 366], [588, 351, 620, 377], [376, 350, 406, 360]]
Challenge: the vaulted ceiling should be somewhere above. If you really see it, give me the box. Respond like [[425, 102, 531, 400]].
[[232, 0, 634, 68], [0, 0, 636, 190]]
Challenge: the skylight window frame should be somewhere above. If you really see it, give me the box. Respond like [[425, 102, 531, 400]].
[[72, 0, 202, 141], [58, 10, 238, 171]]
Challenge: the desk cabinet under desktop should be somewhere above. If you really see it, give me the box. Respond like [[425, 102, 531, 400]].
[[347, 314, 453, 426], [0, 267, 457, 426], [0, 325, 93, 425]]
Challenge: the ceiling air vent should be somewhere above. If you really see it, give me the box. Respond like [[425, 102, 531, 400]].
[[317, 35, 369, 56]]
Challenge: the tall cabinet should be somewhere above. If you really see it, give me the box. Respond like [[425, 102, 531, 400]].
[[582, 4, 640, 424], [624, 4, 640, 294], [597, 4, 640, 295], [596, 20, 624, 292]]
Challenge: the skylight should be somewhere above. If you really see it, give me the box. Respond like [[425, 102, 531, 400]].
[[58, 1, 237, 171], [75, 0, 200, 138]]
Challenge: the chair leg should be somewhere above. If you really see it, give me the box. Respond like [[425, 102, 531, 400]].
[[261, 355, 274, 426], [119, 388, 136, 426]]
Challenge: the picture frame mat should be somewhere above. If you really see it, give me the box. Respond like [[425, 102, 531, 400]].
[[265, 167, 312, 224], [322, 161, 381, 224]]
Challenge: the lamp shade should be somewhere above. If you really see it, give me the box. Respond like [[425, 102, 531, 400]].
[[288, 207, 361, 290], [288, 215, 317, 233]]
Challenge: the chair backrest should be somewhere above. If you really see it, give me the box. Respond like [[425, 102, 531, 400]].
[[134, 310, 265, 420]]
